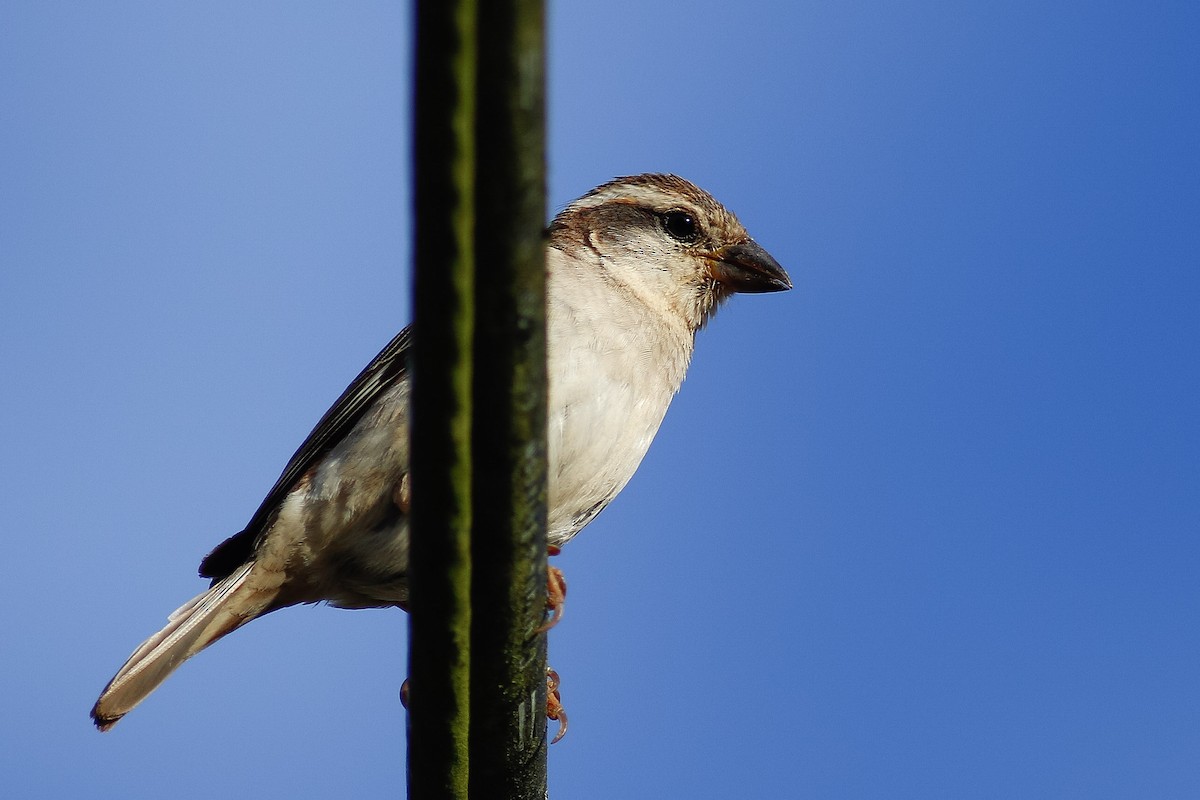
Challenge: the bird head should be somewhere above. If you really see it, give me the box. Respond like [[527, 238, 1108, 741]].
[[550, 173, 791, 331]]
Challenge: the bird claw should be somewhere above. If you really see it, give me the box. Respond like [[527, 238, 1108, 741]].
[[541, 546, 568, 743], [537, 545, 567, 634], [546, 667, 568, 744]]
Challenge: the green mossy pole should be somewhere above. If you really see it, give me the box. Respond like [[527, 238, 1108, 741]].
[[408, 1, 476, 798], [409, 0, 547, 797], [470, 0, 548, 796]]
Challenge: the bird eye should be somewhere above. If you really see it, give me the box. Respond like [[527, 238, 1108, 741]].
[[661, 210, 699, 243]]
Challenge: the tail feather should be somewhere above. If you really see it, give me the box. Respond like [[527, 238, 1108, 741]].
[[91, 563, 263, 730]]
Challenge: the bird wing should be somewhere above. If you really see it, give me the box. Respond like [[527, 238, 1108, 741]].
[[198, 327, 413, 580]]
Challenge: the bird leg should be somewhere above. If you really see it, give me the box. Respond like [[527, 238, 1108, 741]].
[[541, 545, 568, 742], [531, 545, 568, 742]]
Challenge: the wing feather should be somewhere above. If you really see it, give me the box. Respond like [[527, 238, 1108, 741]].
[[198, 327, 412, 579]]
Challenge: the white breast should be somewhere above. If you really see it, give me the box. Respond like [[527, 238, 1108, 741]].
[[544, 246, 694, 545]]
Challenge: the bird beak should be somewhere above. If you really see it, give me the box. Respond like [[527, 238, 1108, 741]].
[[706, 239, 792, 293]]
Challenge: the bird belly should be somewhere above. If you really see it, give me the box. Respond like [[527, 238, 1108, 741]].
[[545, 350, 673, 546]]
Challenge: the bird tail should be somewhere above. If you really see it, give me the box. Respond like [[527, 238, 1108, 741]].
[[91, 562, 268, 731]]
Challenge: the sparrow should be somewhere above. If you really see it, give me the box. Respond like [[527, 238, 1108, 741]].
[[91, 173, 791, 731]]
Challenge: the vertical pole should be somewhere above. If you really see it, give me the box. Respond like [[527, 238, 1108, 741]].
[[409, 0, 546, 796], [469, 0, 548, 797], [408, 0, 477, 797]]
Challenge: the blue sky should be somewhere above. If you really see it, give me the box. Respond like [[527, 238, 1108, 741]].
[[3, 2, 1198, 797]]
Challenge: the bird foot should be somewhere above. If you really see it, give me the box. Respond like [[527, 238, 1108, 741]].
[[546, 667, 568, 744], [538, 545, 567, 633]]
